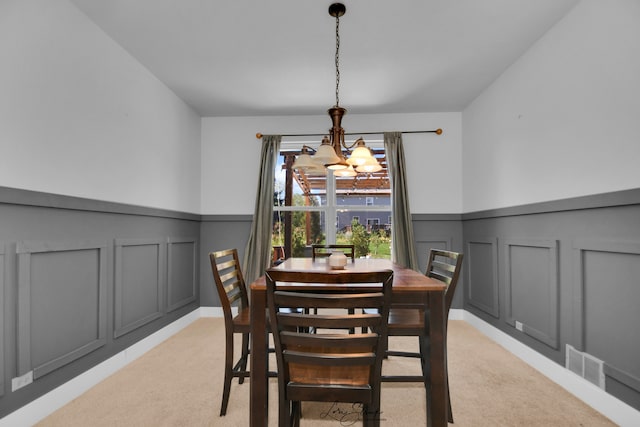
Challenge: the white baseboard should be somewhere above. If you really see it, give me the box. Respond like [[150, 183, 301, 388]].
[[199, 306, 225, 317], [462, 311, 640, 427], [448, 308, 465, 320], [2, 308, 638, 427]]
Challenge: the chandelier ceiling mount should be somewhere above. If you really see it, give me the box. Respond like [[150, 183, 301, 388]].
[[292, 3, 382, 177]]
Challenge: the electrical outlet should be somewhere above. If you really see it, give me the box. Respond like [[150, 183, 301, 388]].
[[515, 321, 524, 332], [12, 371, 33, 391]]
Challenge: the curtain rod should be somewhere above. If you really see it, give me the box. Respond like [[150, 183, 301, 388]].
[[255, 129, 442, 139]]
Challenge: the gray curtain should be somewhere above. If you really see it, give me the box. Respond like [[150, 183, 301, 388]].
[[242, 135, 281, 284], [384, 132, 419, 271]]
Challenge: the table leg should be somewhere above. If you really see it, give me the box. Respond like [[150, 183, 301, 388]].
[[250, 288, 268, 427], [427, 290, 447, 427]]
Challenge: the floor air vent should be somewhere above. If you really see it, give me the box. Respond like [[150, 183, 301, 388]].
[[566, 345, 605, 389]]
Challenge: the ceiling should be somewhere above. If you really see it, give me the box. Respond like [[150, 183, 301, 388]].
[[69, 0, 580, 117]]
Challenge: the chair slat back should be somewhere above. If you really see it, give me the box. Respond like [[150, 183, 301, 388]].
[[266, 268, 393, 400], [311, 244, 356, 261], [425, 249, 464, 313], [210, 249, 249, 322]]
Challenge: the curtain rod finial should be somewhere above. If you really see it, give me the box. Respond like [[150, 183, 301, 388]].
[[436, 128, 443, 135], [256, 133, 263, 139]]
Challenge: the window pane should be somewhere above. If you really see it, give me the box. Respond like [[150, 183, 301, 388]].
[[274, 153, 327, 207], [335, 148, 389, 203], [272, 210, 326, 259], [336, 210, 391, 259]]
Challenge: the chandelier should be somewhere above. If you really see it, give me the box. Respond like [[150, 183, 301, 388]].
[[292, 3, 382, 177]]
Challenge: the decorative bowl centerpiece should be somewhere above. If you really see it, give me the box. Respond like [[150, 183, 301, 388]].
[[328, 250, 348, 270]]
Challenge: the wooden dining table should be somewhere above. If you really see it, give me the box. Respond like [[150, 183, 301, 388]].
[[249, 257, 449, 427]]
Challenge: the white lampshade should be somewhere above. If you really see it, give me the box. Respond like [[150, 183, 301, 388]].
[[347, 145, 373, 166], [313, 141, 342, 166], [334, 165, 356, 177], [346, 137, 375, 167], [292, 152, 316, 170], [355, 155, 382, 173]]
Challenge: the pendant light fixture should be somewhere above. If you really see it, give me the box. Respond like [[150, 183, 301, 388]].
[[293, 3, 381, 176]]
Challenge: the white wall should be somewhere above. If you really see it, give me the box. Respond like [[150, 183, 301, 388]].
[[201, 112, 461, 215], [462, 0, 640, 212], [0, 0, 202, 213]]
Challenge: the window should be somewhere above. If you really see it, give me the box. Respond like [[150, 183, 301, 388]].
[[272, 143, 391, 260], [366, 218, 380, 229]]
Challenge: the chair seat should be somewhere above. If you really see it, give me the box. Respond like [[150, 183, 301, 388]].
[[388, 308, 425, 335], [232, 307, 251, 332], [363, 307, 425, 335], [234, 307, 298, 333]]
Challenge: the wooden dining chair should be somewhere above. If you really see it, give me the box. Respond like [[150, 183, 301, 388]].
[[381, 249, 463, 423], [265, 268, 393, 427], [311, 244, 355, 261], [210, 248, 277, 416]]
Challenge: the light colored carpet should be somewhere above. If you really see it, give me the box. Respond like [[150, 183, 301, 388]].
[[37, 318, 614, 426]]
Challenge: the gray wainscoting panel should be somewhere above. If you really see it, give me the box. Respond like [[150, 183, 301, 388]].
[[0, 244, 5, 397], [504, 239, 559, 349], [573, 239, 640, 397], [1, 188, 201, 418], [16, 240, 108, 379], [415, 237, 452, 274], [114, 238, 165, 338], [167, 237, 198, 312], [466, 238, 500, 318]]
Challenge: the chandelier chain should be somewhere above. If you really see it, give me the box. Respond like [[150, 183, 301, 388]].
[[335, 13, 340, 107]]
